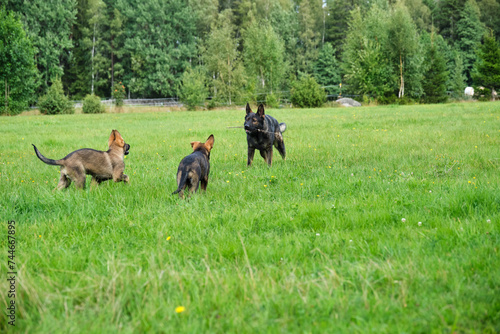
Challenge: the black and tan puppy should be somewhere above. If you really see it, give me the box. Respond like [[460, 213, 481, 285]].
[[172, 134, 214, 198], [244, 103, 286, 166], [32, 129, 130, 189]]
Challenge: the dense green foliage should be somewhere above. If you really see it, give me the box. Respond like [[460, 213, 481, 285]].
[[82, 94, 105, 114], [313, 43, 341, 96], [1, 103, 499, 332], [0, 9, 36, 115], [37, 79, 74, 115], [472, 32, 500, 98], [179, 67, 209, 111], [422, 41, 449, 103], [290, 75, 326, 108], [456, 0, 485, 83], [2, 0, 500, 108]]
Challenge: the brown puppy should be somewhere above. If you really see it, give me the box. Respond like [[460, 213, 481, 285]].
[[172, 134, 214, 198], [32, 130, 131, 189]]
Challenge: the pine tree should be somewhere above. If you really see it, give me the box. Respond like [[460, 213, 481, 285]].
[[477, 0, 500, 41], [434, 0, 466, 42], [422, 41, 449, 103], [18, 0, 77, 94], [456, 0, 484, 83], [472, 32, 500, 99], [296, 0, 322, 74], [118, 0, 197, 97], [313, 43, 341, 96], [450, 53, 467, 99]]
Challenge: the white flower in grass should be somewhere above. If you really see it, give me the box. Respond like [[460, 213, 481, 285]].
[[316, 233, 320, 236], [487, 219, 491, 223], [418, 222, 422, 226], [401, 218, 406, 223]]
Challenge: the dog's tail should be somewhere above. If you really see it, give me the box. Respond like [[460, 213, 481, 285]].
[[279, 122, 287, 133], [32, 144, 60, 166], [172, 170, 188, 195]]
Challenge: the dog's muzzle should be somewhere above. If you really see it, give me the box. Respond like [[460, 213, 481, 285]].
[[124, 143, 130, 155], [244, 125, 251, 134]]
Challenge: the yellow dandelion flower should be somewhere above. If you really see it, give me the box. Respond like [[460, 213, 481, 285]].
[[175, 306, 186, 313], [167, 236, 171, 241]]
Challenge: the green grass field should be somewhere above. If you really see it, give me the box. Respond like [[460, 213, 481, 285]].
[[1, 102, 499, 333]]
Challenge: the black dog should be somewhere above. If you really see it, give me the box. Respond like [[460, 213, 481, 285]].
[[244, 103, 286, 166], [172, 134, 214, 198]]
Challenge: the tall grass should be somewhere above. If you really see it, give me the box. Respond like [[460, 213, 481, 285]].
[[1, 102, 499, 333]]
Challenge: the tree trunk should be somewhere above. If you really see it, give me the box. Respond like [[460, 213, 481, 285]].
[[111, 36, 114, 97], [91, 22, 96, 95], [228, 56, 231, 105], [4, 79, 8, 111], [399, 53, 404, 98]]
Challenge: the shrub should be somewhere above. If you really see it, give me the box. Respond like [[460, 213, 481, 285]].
[[112, 81, 126, 107], [180, 67, 208, 110], [290, 75, 326, 108], [82, 94, 105, 114], [473, 86, 492, 102], [265, 92, 280, 109], [37, 79, 74, 115]]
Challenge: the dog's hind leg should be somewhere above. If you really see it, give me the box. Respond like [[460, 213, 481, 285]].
[[200, 177, 208, 191], [74, 175, 86, 189], [57, 173, 71, 190], [188, 172, 200, 195], [68, 166, 86, 189]]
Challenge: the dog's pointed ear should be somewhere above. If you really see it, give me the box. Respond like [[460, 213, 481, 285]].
[[108, 130, 116, 147], [257, 104, 265, 117], [114, 130, 125, 147], [190, 141, 201, 150], [246, 103, 252, 115], [204, 134, 214, 152]]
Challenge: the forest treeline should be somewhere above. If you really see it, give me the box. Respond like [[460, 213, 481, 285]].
[[1, 0, 500, 114]]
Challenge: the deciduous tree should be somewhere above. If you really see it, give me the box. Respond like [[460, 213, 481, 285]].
[[204, 10, 246, 105], [0, 9, 37, 115], [243, 21, 286, 94]]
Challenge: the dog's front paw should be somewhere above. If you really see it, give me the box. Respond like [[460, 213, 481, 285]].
[[123, 174, 129, 183]]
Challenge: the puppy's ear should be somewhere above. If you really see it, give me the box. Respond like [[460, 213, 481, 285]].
[[108, 130, 116, 147], [191, 141, 201, 150], [114, 130, 125, 147], [246, 103, 252, 115], [204, 134, 214, 152], [257, 104, 265, 117]]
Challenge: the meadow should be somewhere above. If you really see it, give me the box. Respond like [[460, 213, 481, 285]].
[[0, 102, 499, 333]]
